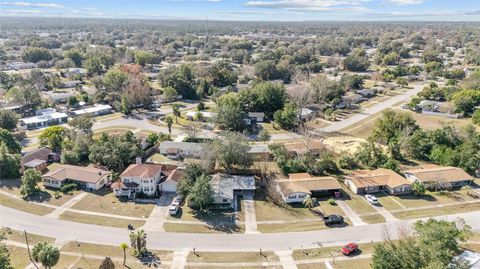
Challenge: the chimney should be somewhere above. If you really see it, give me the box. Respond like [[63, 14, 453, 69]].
[[136, 157, 142, 164]]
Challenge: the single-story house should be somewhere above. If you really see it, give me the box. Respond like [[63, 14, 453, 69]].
[[42, 165, 112, 191], [158, 168, 184, 193], [356, 89, 377, 98], [277, 173, 342, 203], [248, 144, 272, 160], [158, 141, 205, 160], [210, 174, 256, 209], [20, 147, 58, 173], [451, 250, 480, 268], [248, 112, 265, 122], [35, 108, 57, 116], [60, 80, 82, 88], [71, 104, 112, 117], [403, 166, 474, 188], [115, 163, 177, 197], [345, 168, 411, 195], [6, 62, 37, 70], [283, 140, 324, 156], [20, 112, 68, 130], [185, 111, 216, 121], [42, 91, 75, 104]]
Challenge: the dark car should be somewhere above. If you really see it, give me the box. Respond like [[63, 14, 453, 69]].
[[323, 215, 344, 226], [341, 243, 359, 256]]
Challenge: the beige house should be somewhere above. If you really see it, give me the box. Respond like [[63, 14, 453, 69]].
[[277, 173, 342, 203], [403, 166, 474, 188], [345, 168, 411, 195], [283, 140, 324, 156], [42, 165, 112, 190]]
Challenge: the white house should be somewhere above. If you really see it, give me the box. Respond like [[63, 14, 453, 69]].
[[248, 112, 265, 122], [158, 141, 205, 160], [276, 173, 342, 203], [158, 168, 184, 193], [42, 165, 112, 191], [210, 174, 256, 209], [20, 112, 68, 130], [116, 164, 176, 197], [71, 104, 112, 117], [185, 111, 216, 121]]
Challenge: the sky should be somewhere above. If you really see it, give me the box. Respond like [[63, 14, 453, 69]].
[[0, 0, 479, 21]]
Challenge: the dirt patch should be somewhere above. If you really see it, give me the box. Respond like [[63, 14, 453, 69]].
[[322, 135, 367, 155]]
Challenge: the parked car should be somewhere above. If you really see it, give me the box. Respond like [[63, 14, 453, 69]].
[[365, 194, 379, 205], [173, 195, 183, 204], [169, 203, 179, 215], [341, 243, 359, 256], [323, 215, 344, 226]]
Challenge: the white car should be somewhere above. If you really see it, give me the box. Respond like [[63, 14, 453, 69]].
[[169, 203, 179, 215], [365, 194, 379, 205]]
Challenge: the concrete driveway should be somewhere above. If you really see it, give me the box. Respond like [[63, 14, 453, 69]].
[[141, 193, 176, 232]]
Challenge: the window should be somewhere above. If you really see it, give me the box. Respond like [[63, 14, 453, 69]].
[[298, 195, 306, 199], [222, 199, 228, 203], [288, 195, 297, 199]]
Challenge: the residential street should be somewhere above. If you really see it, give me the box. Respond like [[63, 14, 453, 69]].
[[320, 83, 425, 133], [1, 205, 479, 251]]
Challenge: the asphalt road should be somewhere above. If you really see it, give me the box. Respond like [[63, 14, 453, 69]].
[[320, 83, 425, 133], [1, 205, 479, 251]]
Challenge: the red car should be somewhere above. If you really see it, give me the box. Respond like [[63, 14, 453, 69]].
[[341, 243, 359, 256]]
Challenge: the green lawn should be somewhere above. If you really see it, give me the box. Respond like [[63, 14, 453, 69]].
[[168, 206, 243, 223], [333, 258, 372, 269], [254, 200, 322, 222], [1, 228, 54, 244], [391, 189, 479, 209], [360, 213, 386, 224], [341, 187, 377, 215], [7, 246, 32, 269], [293, 243, 374, 261], [297, 263, 328, 269], [0, 193, 54, 215], [59, 211, 146, 228], [71, 188, 154, 218]]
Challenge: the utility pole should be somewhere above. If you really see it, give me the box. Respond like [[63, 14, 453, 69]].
[[205, 15, 209, 47], [24, 230, 39, 269]]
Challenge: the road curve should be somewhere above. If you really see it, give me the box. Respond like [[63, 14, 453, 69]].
[[1, 206, 479, 251]]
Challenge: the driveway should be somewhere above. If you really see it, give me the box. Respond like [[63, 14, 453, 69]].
[[141, 193, 175, 232], [2, 205, 479, 251]]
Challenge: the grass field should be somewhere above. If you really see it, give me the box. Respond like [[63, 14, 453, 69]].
[[293, 243, 374, 261], [187, 251, 279, 263], [392, 201, 480, 219], [71, 189, 154, 218], [360, 213, 386, 224], [0, 193, 54, 215], [257, 221, 328, 233], [59, 211, 146, 228], [163, 222, 245, 234]]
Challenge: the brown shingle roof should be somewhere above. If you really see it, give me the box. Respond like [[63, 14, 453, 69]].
[[21, 147, 52, 165], [404, 166, 473, 184], [346, 168, 410, 189], [163, 168, 184, 183], [120, 164, 177, 179], [43, 165, 111, 184], [277, 174, 341, 196]]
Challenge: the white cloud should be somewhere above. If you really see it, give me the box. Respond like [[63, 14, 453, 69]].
[[0, 1, 64, 8], [388, 0, 423, 5], [244, 0, 370, 12]]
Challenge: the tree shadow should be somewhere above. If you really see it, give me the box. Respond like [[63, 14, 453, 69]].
[[0, 179, 21, 191], [25, 190, 52, 203]]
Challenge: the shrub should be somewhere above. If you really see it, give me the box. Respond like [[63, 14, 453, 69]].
[[60, 183, 78, 193], [327, 198, 336, 205]]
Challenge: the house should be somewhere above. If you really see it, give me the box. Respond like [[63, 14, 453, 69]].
[[158, 141, 205, 160], [283, 140, 324, 156], [185, 111, 216, 121], [43, 91, 75, 104], [71, 104, 112, 117], [403, 166, 474, 188], [356, 89, 377, 98], [20, 147, 58, 173], [42, 165, 112, 191], [158, 168, 184, 193], [248, 112, 265, 122], [115, 163, 176, 197], [248, 144, 271, 160], [345, 168, 411, 195], [277, 173, 342, 203], [6, 61, 37, 70], [19, 112, 68, 130], [210, 174, 256, 209], [60, 80, 82, 88]]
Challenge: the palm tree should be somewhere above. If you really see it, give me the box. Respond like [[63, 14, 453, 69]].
[[166, 116, 173, 136], [172, 104, 180, 123], [32, 241, 60, 269], [120, 242, 128, 266], [303, 196, 318, 210]]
